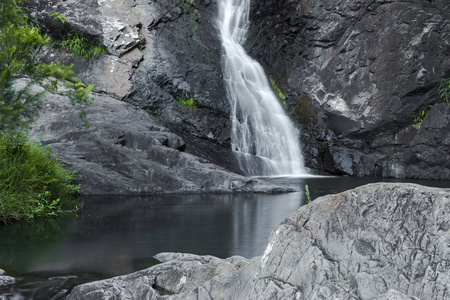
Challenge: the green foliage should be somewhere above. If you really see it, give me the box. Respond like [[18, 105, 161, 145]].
[[439, 73, 450, 107], [0, 0, 28, 28], [50, 12, 67, 24], [0, 1, 88, 225], [177, 96, 197, 111], [269, 76, 286, 102], [305, 184, 311, 204], [0, 132, 80, 224], [0, 0, 95, 131], [51, 13, 108, 59], [58, 32, 108, 59], [413, 105, 432, 128]]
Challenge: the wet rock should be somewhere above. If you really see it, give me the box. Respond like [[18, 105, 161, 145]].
[[66, 183, 450, 299], [249, 0, 450, 179], [0, 269, 16, 286], [29, 91, 290, 194]]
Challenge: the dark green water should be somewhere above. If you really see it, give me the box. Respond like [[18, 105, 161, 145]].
[[1, 176, 449, 299]]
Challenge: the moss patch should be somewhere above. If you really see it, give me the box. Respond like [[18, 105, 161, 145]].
[[294, 94, 317, 125]]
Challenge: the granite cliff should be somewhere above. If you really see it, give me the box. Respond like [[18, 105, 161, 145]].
[[23, 0, 450, 194], [249, 0, 450, 179]]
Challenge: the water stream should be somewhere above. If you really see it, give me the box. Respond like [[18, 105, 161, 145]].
[[218, 0, 306, 176]]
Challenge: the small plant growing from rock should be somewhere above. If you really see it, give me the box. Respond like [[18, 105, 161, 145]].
[[177, 96, 197, 111], [439, 73, 450, 107], [413, 105, 433, 129], [59, 32, 108, 59], [269, 76, 286, 101], [51, 13, 108, 59], [305, 184, 311, 204]]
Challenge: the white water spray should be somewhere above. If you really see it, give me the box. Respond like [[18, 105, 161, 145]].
[[218, 0, 306, 176]]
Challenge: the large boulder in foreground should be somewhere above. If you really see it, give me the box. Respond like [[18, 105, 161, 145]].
[[67, 183, 450, 299], [29, 92, 288, 195]]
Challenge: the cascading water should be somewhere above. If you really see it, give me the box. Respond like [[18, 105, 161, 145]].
[[218, 0, 306, 176]]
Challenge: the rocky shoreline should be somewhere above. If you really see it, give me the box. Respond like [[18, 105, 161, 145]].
[[65, 183, 450, 299]]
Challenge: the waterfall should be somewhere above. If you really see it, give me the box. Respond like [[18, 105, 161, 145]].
[[218, 0, 306, 176]]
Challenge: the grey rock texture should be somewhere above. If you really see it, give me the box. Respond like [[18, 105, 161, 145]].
[[249, 0, 450, 179], [25, 0, 242, 175], [67, 253, 249, 300], [128, 0, 238, 172], [66, 183, 450, 299], [28, 92, 290, 195], [0, 269, 16, 286], [23, 0, 450, 181], [23, 0, 293, 193]]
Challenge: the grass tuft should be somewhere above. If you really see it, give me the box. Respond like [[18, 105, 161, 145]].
[[58, 32, 108, 60], [0, 131, 80, 224]]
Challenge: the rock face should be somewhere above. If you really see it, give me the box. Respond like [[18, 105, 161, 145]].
[[24, 0, 292, 193], [66, 183, 450, 299], [29, 92, 290, 194], [24, 0, 450, 182], [248, 0, 450, 179], [25, 0, 242, 176]]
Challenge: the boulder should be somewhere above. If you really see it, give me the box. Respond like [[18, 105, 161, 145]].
[[66, 183, 450, 299], [67, 253, 249, 300], [248, 0, 450, 179], [0, 269, 16, 287]]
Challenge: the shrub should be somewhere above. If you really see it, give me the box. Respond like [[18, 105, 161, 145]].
[[0, 132, 80, 224], [305, 184, 311, 204], [0, 1, 95, 131]]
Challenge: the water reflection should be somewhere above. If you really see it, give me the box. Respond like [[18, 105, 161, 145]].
[[0, 192, 304, 280]]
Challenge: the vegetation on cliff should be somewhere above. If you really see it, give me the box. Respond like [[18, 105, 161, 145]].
[[0, 0, 90, 223], [50, 12, 108, 59], [0, 132, 79, 224]]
